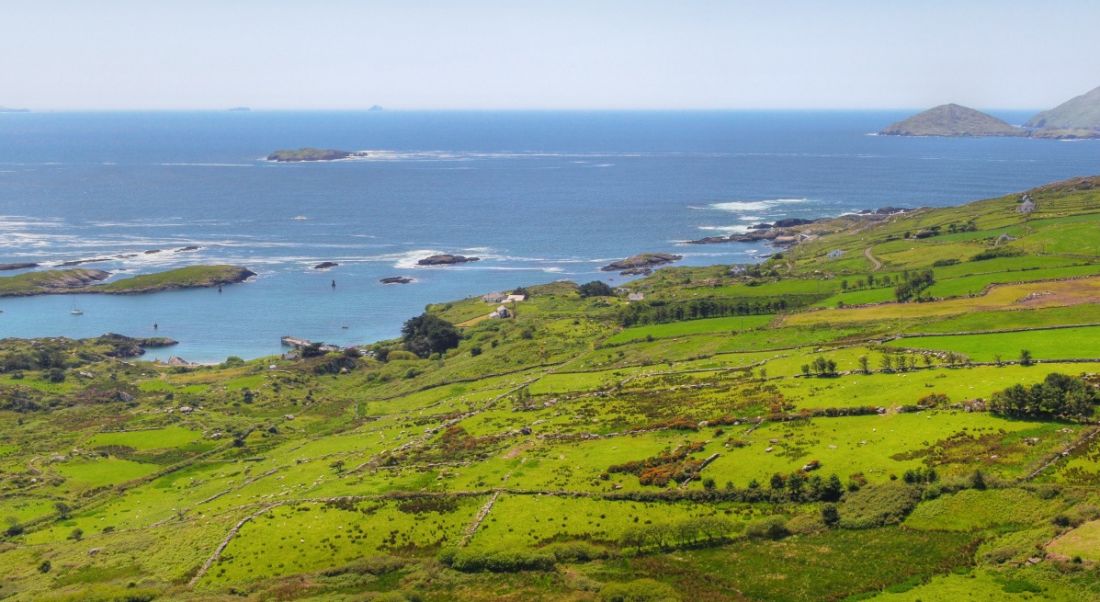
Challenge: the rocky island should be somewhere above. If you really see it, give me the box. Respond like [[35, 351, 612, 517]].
[[0, 265, 255, 297], [380, 276, 414, 284], [879, 104, 1025, 137], [313, 262, 339, 270], [266, 148, 358, 162], [417, 254, 480, 266], [601, 253, 682, 274]]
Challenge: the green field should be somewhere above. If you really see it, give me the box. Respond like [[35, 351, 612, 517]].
[[889, 325, 1100, 362]]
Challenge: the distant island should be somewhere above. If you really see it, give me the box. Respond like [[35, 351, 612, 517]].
[[1025, 85, 1100, 135], [0, 265, 255, 297], [881, 85, 1100, 139], [0, 106, 30, 113], [879, 104, 1025, 137], [228, 106, 251, 112], [266, 148, 368, 162], [368, 105, 384, 112]]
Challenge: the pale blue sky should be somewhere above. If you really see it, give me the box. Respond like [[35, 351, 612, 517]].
[[3, 0, 1099, 110]]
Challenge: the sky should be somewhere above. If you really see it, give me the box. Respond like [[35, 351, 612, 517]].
[[3, 0, 1099, 111]]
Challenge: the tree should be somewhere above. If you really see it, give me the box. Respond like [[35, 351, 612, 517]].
[[821, 474, 844, 502], [1020, 349, 1034, 367], [879, 353, 893, 373], [578, 281, 614, 298], [401, 313, 461, 358], [822, 504, 840, 527], [859, 356, 870, 375]]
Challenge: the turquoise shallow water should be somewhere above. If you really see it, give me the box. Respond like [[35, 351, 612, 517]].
[[0, 110, 1096, 361]]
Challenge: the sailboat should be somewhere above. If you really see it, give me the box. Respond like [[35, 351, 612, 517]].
[[70, 304, 83, 316]]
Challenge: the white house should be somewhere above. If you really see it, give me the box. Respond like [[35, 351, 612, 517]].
[[505, 294, 527, 303], [482, 292, 507, 303]]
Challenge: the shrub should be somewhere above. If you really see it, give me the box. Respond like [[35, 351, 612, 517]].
[[745, 516, 790, 540], [578, 281, 615, 297], [600, 578, 680, 602], [440, 548, 555, 572], [838, 483, 921, 529]]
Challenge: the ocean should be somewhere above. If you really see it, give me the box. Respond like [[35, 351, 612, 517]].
[[0, 110, 1096, 362]]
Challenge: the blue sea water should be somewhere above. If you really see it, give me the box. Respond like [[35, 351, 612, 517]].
[[0, 110, 1096, 362]]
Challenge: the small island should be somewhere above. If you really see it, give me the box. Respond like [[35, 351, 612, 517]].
[[266, 148, 356, 162], [313, 262, 339, 270], [0, 265, 255, 297], [417, 254, 480, 266], [380, 276, 414, 284], [0, 106, 30, 113], [879, 104, 1025, 137], [601, 253, 682, 274]]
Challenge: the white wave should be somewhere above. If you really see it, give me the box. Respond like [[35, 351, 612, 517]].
[[697, 224, 752, 234], [158, 162, 253, 167], [738, 215, 764, 222], [709, 198, 810, 212]]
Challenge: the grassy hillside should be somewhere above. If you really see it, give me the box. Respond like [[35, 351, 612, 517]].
[[2, 178, 1100, 600]]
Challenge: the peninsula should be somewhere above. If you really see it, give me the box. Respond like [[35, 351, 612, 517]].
[[0, 265, 255, 297], [1025, 85, 1100, 135]]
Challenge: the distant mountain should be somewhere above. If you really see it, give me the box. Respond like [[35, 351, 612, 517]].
[[1026, 86, 1100, 132], [880, 104, 1025, 137]]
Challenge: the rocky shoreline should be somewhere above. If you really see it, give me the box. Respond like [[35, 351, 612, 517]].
[[688, 208, 910, 246]]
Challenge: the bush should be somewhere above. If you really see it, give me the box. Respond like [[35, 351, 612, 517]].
[[838, 483, 922, 529], [578, 281, 615, 298], [600, 578, 680, 602], [440, 548, 555, 572], [542, 541, 610, 562], [745, 516, 790, 540], [385, 350, 419, 362]]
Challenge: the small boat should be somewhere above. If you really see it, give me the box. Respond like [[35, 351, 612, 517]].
[[70, 309, 84, 316], [292, 215, 308, 221]]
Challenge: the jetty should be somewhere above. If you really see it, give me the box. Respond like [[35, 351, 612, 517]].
[[280, 336, 340, 352]]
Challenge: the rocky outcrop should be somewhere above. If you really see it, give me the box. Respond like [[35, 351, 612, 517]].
[[95, 333, 179, 358], [417, 254, 480, 266], [174, 246, 200, 253], [0, 262, 37, 271], [380, 276, 413, 284], [57, 257, 113, 267], [313, 262, 339, 270], [601, 253, 682, 273]]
